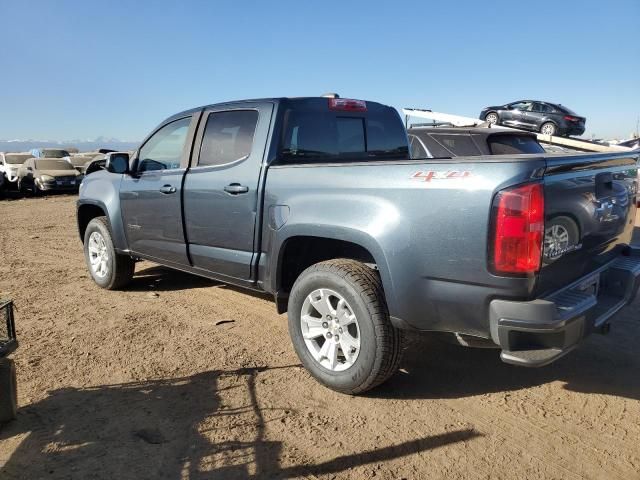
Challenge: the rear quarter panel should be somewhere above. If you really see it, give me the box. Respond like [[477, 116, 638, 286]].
[[262, 157, 547, 337]]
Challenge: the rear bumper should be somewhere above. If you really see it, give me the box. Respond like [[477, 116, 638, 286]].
[[489, 246, 640, 367]]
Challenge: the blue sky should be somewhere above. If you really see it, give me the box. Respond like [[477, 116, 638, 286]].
[[0, 0, 638, 141]]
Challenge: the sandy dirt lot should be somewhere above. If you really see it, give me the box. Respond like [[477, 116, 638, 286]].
[[0, 194, 638, 479]]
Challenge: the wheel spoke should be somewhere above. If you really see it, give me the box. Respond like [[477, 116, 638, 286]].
[[325, 341, 338, 370], [339, 333, 359, 362], [309, 289, 335, 317]]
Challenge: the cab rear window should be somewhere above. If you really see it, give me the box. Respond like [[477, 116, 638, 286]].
[[279, 107, 408, 162]]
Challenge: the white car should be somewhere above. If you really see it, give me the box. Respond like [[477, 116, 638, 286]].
[[0, 152, 34, 189]]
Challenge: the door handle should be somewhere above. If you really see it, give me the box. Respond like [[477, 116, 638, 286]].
[[224, 183, 249, 195], [159, 185, 177, 194]]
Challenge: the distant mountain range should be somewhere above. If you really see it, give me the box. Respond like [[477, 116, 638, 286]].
[[0, 138, 140, 153]]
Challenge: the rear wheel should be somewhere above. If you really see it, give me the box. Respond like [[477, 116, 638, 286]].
[[485, 112, 499, 125], [288, 259, 404, 394], [541, 122, 557, 136], [84, 216, 134, 289]]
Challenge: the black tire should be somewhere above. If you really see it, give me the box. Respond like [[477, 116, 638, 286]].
[[287, 259, 404, 394], [32, 179, 41, 196], [0, 359, 18, 424], [540, 122, 557, 136], [83, 216, 134, 289]]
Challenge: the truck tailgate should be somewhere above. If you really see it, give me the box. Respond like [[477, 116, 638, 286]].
[[537, 151, 639, 296]]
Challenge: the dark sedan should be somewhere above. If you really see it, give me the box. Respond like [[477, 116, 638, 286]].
[[479, 100, 586, 137]]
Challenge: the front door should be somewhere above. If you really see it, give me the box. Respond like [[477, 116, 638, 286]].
[[183, 102, 274, 280], [120, 114, 199, 266]]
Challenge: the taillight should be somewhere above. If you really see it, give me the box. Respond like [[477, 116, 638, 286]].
[[564, 115, 578, 122], [328, 98, 367, 112], [490, 182, 544, 275]]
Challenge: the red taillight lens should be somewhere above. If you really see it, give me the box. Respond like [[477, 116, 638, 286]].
[[564, 115, 578, 122], [328, 98, 367, 112], [491, 183, 544, 275]]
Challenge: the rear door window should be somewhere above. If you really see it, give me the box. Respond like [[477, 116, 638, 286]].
[[198, 110, 259, 167], [488, 135, 545, 154]]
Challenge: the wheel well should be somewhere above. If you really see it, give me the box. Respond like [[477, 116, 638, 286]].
[[276, 236, 377, 312], [77, 204, 106, 242]]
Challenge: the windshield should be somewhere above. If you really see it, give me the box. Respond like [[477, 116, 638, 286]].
[[4, 154, 32, 164], [41, 149, 70, 158], [279, 104, 408, 162], [35, 159, 75, 170]]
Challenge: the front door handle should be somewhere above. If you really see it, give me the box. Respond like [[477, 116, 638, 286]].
[[159, 185, 177, 194], [224, 183, 249, 195]]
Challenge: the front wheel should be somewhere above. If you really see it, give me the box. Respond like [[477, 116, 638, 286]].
[[288, 259, 404, 394], [485, 112, 499, 125], [84, 216, 134, 289]]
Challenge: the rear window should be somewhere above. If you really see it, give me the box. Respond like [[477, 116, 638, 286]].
[[4, 154, 31, 164], [35, 159, 75, 170], [558, 105, 578, 116], [279, 105, 408, 162], [488, 135, 545, 154], [41, 149, 70, 158]]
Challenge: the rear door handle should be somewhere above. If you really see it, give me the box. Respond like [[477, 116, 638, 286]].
[[159, 185, 177, 194], [224, 183, 249, 195]]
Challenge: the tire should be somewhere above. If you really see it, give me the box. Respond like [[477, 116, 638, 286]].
[[83, 216, 134, 289], [543, 216, 580, 262], [32, 179, 42, 196], [485, 112, 499, 125], [287, 259, 404, 394], [0, 359, 18, 424], [540, 122, 557, 136], [17, 179, 28, 196]]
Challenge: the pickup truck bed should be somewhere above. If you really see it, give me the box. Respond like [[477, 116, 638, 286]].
[[77, 96, 640, 393]]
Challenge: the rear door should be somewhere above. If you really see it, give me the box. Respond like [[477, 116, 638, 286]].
[[120, 114, 200, 266], [536, 152, 639, 295], [182, 102, 273, 280]]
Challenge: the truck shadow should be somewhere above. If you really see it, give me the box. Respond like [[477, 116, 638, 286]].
[[376, 301, 640, 402], [0, 365, 478, 479]]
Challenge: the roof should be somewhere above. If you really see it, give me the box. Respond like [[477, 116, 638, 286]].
[[407, 126, 537, 138]]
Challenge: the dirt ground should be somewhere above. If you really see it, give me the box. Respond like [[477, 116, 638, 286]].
[[0, 194, 638, 480]]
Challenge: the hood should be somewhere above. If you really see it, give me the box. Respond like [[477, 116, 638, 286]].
[[37, 169, 81, 178]]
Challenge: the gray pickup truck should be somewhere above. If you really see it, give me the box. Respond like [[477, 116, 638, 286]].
[[77, 96, 640, 394]]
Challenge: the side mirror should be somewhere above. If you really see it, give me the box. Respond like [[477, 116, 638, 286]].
[[105, 152, 130, 174]]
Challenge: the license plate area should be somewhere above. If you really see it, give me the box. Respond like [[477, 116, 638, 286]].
[[576, 273, 600, 297]]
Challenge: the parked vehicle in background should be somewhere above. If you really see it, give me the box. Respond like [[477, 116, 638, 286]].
[[83, 154, 108, 175], [17, 158, 83, 194], [1, 152, 33, 189], [479, 101, 586, 137], [77, 96, 639, 394], [29, 148, 71, 159], [407, 127, 545, 158]]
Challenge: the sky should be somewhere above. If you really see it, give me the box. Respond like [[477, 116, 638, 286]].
[[0, 0, 638, 141]]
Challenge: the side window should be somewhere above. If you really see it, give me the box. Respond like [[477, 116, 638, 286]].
[[137, 117, 191, 173], [430, 134, 481, 156], [531, 103, 544, 113], [510, 101, 532, 111], [198, 110, 259, 167], [408, 135, 429, 158]]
